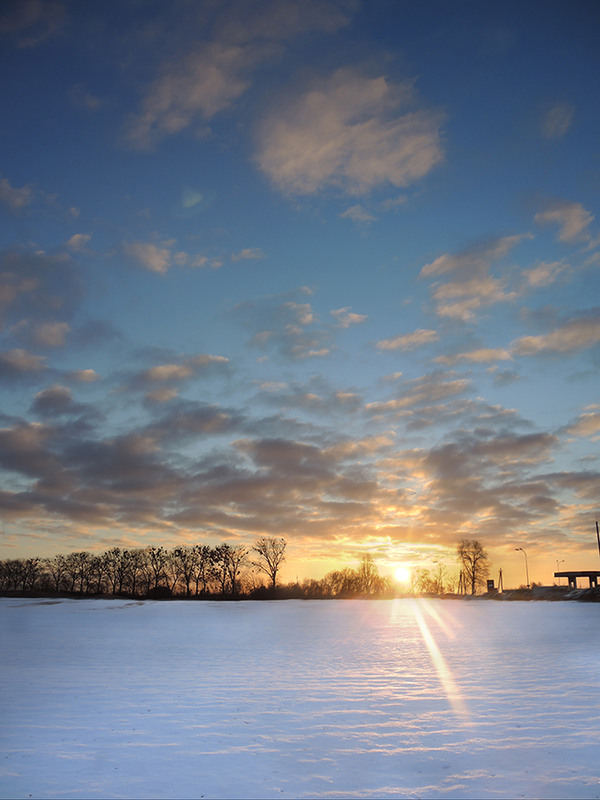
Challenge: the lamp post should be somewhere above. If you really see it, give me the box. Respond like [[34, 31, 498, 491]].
[[555, 559, 564, 585], [515, 547, 530, 589]]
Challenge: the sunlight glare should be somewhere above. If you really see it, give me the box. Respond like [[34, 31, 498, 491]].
[[394, 565, 411, 584], [413, 601, 469, 720]]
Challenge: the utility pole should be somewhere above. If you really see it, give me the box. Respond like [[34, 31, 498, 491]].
[[596, 521, 600, 560], [515, 547, 530, 589]]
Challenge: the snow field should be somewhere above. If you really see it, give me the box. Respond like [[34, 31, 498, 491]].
[[1, 598, 599, 798]]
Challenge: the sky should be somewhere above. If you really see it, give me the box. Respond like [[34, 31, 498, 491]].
[[0, 0, 599, 588]]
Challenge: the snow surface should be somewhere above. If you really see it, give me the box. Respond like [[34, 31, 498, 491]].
[[1, 597, 599, 799]]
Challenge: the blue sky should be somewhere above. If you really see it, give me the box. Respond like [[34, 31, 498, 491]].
[[1, 0, 599, 587]]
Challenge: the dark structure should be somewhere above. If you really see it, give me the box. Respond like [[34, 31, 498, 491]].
[[554, 571, 600, 590]]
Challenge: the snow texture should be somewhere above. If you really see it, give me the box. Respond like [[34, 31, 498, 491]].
[[1, 597, 599, 799]]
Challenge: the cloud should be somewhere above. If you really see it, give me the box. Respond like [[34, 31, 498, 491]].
[[123, 240, 223, 272], [0, 176, 35, 211], [69, 369, 100, 383], [376, 328, 439, 351], [330, 307, 367, 328], [523, 260, 565, 288], [421, 235, 527, 279], [0, 248, 83, 332], [123, 241, 172, 274], [366, 372, 471, 415], [231, 248, 264, 262], [541, 103, 574, 139], [255, 375, 363, 414], [256, 67, 444, 196], [126, 353, 230, 399], [32, 321, 69, 348], [0, 348, 46, 378], [125, 0, 355, 150], [567, 406, 600, 440], [233, 289, 333, 360], [30, 386, 92, 419], [0, 0, 66, 49], [534, 200, 594, 242], [511, 311, 600, 355], [65, 234, 91, 252], [126, 42, 264, 149], [434, 348, 513, 366], [339, 205, 376, 223], [420, 235, 530, 321]]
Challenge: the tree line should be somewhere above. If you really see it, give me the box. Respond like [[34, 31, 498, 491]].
[[0, 537, 491, 599]]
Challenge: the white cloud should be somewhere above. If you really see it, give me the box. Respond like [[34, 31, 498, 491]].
[[124, 241, 172, 274], [535, 201, 594, 242], [33, 322, 69, 347], [376, 328, 439, 351], [126, 42, 261, 149], [256, 67, 444, 196], [340, 205, 376, 223], [0, 348, 45, 373], [231, 248, 264, 262], [512, 314, 600, 355], [523, 260, 564, 288], [70, 369, 99, 383], [541, 103, 574, 139], [366, 373, 470, 413], [125, 1, 355, 150], [434, 348, 513, 366], [420, 235, 531, 321], [0, 176, 35, 211], [331, 307, 367, 328], [65, 234, 91, 252], [567, 406, 600, 440], [421, 235, 527, 278]]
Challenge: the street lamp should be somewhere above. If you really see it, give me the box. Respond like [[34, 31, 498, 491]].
[[515, 547, 530, 589], [555, 559, 564, 586]]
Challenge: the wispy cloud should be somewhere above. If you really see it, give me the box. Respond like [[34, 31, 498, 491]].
[[376, 328, 439, 351], [366, 372, 470, 415], [541, 103, 574, 139], [0, 348, 46, 378], [0, 176, 35, 211], [233, 289, 334, 360], [511, 310, 600, 355], [123, 241, 172, 274], [340, 205, 376, 223], [535, 200, 594, 242], [0, 0, 66, 49], [421, 235, 530, 321], [434, 347, 512, 366], [330, 307, 367, 328], [231, 248, 264, 262], [566, 405, 600, 440], [123, 240, 221, 273], [125, 0, 355, 150], [256, 66, 444, 196]]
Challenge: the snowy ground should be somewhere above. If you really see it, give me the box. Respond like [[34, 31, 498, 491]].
[[1, 598, 599, 799]]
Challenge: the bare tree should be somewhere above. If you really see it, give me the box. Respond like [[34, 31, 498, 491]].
[[225, 544, 248, 597], [456, 539, 489, 595], [172, 546, 197, 597], [251, 537, 287, 590]]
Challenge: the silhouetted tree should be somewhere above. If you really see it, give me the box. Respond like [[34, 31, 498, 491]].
[[146, 546, 168, 591], [251, 537, 287, 590], [356, 553, 384, 595], [225, 544, 248, 597], [44, 554, 67, 593], [456, 539, 489, 595]]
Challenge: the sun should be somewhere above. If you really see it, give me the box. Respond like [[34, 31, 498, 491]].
[[394, 565, 411, 584]]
